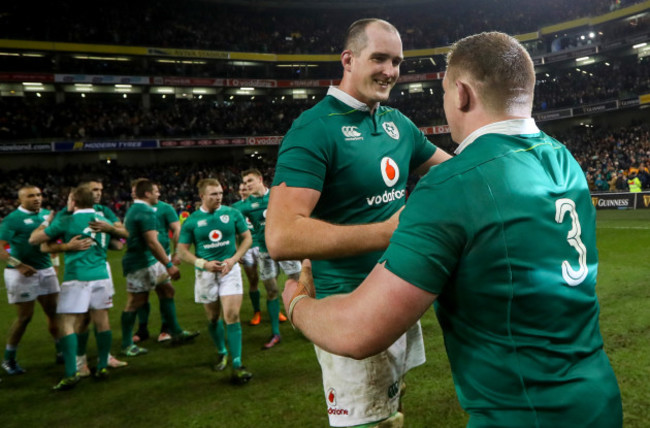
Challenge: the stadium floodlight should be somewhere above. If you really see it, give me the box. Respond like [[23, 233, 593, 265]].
[[0, 52, 20, 56], [633, 43, 647, 49], [155, 87, 174, 94], [576, 56, 590, 62], [292, 89, 306, 95], [239, 87, 254, 91], [22, 82, 43, 86]]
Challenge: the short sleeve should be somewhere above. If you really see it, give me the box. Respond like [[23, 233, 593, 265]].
[[272, 120, 330, 191]]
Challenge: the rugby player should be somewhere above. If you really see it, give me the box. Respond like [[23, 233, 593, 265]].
[[267, 19, 450, 427], [177, 178, 253, 384]]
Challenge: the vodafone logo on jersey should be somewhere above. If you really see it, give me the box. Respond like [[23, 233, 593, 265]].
[[366, 157, 405, 206], [381, 157, 399, 187], [208, 230, 223, 242]]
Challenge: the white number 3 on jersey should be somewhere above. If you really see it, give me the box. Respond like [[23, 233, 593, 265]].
[[555, 198, 588, 286]]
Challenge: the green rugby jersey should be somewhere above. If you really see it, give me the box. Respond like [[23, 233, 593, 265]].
[[122, 200, 158, 275], [273, 87, 437, 297], [45, 209, 110, 282], [152, 201, 179, 254], [180, 205, 248, 263], [235, 190, 269, 252], [380, 120, 622, 427], [231, 199, 255, 238], [55, 204, 119, 223], [0, 207, 53, 270]]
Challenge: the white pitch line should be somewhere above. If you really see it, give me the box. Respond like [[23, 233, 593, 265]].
[[598, 225, 650, 230]]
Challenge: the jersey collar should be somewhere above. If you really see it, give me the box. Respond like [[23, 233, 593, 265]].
[[18, 206, 40, 215], [454, 118, 540, 155], [200, 205, 222, 214], [134, 199, 150, 206], [327, 86, 371, 112], [74, 208, 95, 215]]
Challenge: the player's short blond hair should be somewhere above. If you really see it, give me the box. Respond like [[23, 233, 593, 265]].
[[446, 32, 535, 115], [71, 185, 95, 209], [197, 178, 221, 195]]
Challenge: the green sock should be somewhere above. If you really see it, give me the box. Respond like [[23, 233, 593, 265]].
[[59, 334, 78, 378], [4, 347, 16, 361], [95, 330, 112, 370], [137, 301, 151, 330], [267, 298, 281, 336], [76, 330, 90, 356], [159, 298, 183, 335], [159, 300, 169, 333], [208, 319, 227, 355], [249, 290, 261, 312], [121, 311, 137, 349], [226, 322, 243, 369]]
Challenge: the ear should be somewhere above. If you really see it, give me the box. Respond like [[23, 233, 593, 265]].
[[455, 80, 471, 112], [341, 50, 353, 72]]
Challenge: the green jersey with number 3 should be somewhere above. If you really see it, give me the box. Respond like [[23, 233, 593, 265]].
[[380, 121, 622, 427]]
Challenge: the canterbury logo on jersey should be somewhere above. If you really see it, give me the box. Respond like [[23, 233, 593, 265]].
[[341, 126, 363, 141]]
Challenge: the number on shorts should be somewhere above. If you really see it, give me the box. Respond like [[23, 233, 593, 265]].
[[554, 198, 588, 286]]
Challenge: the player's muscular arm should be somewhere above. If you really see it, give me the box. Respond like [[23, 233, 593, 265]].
[[285, 262, 437, 359], [414, 149, 453, 176], [89, 220, 129, 239], [266, 184, 399, 261], [144, 230, 171, 266]]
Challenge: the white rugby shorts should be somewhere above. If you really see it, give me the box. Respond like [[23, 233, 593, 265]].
[[57, 279, 114, 313], [240, 246, 259, 267], [315, 322, 426, 427], [257, 251, 301, 281], [4, 267, 60, 304], [194, 263, 243, 303], [126, 262, 169, 293]]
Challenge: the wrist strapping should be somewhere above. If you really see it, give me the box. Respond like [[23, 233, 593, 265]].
[[288, 294, 309, 328], [194, 258, 207, 269], [8, 256, 22, 267]]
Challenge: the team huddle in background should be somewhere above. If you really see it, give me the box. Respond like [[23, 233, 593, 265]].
[[0, 169, 296, 391]]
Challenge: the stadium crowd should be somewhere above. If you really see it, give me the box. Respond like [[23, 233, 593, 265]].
[[0, 122, 649, 222], [1, 53, 649, 142], [0, 0, 639, 54]]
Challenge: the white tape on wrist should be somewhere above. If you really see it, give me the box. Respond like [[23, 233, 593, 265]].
[[194, 258, 207, 269], [8, 256, 22, 267], [288, 294, 309, 328]]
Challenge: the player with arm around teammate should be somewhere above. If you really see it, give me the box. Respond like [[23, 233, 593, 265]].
[[30, 185, 116, 390], [177, 178, 254, 384], [46, 179, 128, 374], [284, 31, 623, 428]]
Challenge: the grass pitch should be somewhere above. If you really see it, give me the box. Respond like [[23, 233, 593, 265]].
[[0, 209, 648, 427]]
